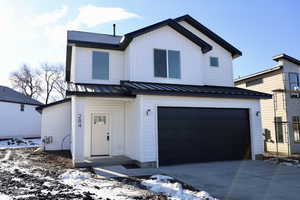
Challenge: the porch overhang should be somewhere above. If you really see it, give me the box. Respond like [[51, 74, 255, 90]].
[[66, 81, 272, 99]]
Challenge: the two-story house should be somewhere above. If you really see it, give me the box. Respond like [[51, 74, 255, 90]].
[[39, 15, 271, 167], [235, 54, 300, 156]]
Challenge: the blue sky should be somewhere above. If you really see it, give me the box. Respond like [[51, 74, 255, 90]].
[[0, 0, 299, 85]]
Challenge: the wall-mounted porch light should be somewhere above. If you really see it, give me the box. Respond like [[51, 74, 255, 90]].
[[146, 109, 151, 116]]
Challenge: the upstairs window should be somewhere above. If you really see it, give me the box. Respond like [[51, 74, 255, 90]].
[[293, 116, 300, 143], [289, 73, 299, 98], [246, 78, 263, 87], [92, 51, 109, 80], [210, 57, 219, 67], [154, 49, 181, 78], [20, 104, 24, 112]]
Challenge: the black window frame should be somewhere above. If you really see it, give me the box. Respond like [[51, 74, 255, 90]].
[[209, 56, 219, 67], [275, 117, 284, 143], [154, 49, 181, 79], [92, 51, 109, 80]]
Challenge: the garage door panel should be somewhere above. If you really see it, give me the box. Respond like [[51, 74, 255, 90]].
[[158, 107, 251, 166]]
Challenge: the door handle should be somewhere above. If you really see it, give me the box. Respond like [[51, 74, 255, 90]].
[[107, 135, 110, 141]]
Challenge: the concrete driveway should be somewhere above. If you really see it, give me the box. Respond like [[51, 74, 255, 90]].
[[160, 160, 300, 200]]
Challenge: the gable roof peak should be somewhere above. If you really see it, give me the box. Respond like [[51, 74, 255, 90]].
[[174, 14, 242, 58]]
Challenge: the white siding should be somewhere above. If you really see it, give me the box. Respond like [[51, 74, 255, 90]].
[[83, 98, 126, 158], [41, 101, 71, 150], [0, 102, 41, 138], [72, 47, 124, 84], [71, 25, 235, 87], [71, 96, 86, 162], [71, 97, 134, 163], [125, 96, 142, 161], [179, 21, 234, 86], [127, 26, 205, 85], [139, 95, 263, 163]]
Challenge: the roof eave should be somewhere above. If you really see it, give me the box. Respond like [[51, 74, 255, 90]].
[[130, 90, 271, 99], [234, 65, 283, 83], [174, 14, 242, 58]]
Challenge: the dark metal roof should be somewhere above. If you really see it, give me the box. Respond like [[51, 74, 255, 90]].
[[272, 54, 300, 66], [36, 98, 71, 111], [122, 81, 271, 99], [66, 83, 134, 97], [68, 31, 122, 45], [66, 81, 271, 99], [67, 19, 212, 53], [0, 85, 42, 105], [174, 14, 242, 58]]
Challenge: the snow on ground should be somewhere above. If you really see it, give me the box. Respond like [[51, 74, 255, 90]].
[[0, 148, 218, 200], [0, 193, 12, 200], [264, 157, 300, 168], [0, 138, 41, 149], [142, 175, 218, 200]]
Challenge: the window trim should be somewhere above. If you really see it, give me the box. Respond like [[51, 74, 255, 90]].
[[288, 72, 299, 98], [209, 56, 219, 67], [153, 48, 181, 79], [293, 116, 300, 143], [92, 51, 110, 80]]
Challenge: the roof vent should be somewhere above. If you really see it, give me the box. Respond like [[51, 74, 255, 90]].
[[113, 24, 116, 36]]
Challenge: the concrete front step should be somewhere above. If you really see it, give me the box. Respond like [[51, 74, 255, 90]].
[[74, 155, 134, 168], [93, 165, 161, 178]]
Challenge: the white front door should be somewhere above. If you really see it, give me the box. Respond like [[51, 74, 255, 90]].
[[91, 113, 110, 156]]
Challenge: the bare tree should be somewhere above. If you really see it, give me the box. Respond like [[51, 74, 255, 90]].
[[53, 77, 67, 99], [40, 63, 65, 104], [10, 64, 42, 99]]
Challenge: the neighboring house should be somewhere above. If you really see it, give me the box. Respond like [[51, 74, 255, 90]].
[[0, 85, 42, 139], [39, 15, 271, 167], [235, 54, 300, 155]]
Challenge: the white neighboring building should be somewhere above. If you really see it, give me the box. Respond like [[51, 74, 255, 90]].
[[39, 15, 271, 167], [0, 85, 42, 139]]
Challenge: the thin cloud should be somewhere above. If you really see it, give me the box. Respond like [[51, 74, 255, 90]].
[[31, 5, 68, 26], [68, 5, 139, 29], [0, 3, 139, 85]]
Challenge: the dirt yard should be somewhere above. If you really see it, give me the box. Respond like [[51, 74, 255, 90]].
[[0, 148, 217, 200]]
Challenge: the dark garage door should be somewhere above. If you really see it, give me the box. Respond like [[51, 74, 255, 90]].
[[158, 107, 251, 166]]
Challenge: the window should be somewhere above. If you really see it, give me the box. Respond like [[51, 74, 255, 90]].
[[210, 57, 219, 67], [92, 51, 109, 80], [154, 49, 180, 78], [246, 78, 263, 87], [293, 116, 300, 143], [289, 73, 299, 98], [20, 104, 24, 112], [275, 117, 284, 143]]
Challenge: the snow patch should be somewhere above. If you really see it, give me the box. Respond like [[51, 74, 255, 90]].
[[142, 174, 218, 200], [0, 138, 41, 149], [59, 169, 92, 184], [0, 150, 11, 161], [0, 193, 12, 200], [265, 157, 300, 168]]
